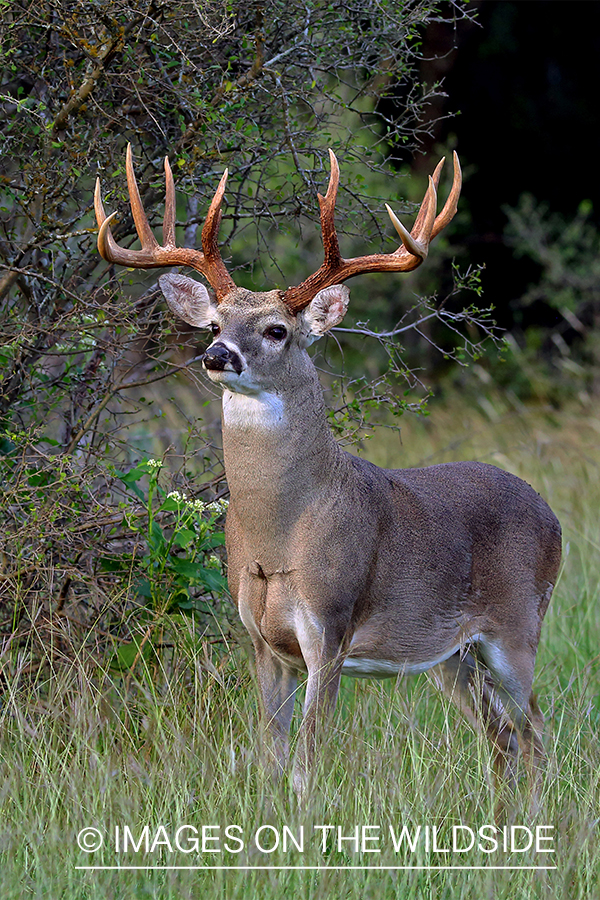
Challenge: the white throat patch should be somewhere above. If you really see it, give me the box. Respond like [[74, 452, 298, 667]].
[[222, 389, 285, 430]]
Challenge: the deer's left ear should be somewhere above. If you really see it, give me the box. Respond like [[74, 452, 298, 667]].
[[301, 285, 350, 343]]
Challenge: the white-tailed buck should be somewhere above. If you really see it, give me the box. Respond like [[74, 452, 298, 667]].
[[95, 146, 561, 799]]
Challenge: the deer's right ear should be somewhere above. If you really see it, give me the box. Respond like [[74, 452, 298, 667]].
[[159, 273, 217, 328]]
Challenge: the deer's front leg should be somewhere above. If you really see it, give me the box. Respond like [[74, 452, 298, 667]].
[[252, 638, 298, 774], [293, 605, 345, 799], [237, 567, 298, 775]]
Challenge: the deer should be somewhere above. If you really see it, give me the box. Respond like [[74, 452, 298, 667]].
[[95, 145, 562, 803]]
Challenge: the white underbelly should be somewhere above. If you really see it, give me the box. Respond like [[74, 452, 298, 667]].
[[341, 643, 461, 679]]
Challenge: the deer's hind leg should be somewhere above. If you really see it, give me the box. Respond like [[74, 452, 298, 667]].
[[476, 635, 546, 774], [429, 642, 545, 813], [430, 650, 520, 789]]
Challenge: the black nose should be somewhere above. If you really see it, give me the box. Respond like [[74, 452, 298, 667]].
[[203, 342, 243, 375]]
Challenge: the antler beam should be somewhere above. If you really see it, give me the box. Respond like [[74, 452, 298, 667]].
[[94, 144, 236, 300], [283, 150, 462, 314]]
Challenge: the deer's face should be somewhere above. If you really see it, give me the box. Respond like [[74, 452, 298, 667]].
[[160, 274, 350, 396]]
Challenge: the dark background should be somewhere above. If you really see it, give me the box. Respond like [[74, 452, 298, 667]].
[[418, 0, 600, 334]]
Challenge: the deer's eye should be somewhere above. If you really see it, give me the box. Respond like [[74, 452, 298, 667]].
[[209, 323, 221, 337], [264, 325, 287, 342]]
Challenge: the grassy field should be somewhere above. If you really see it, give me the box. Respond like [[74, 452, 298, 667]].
[[1, 395, 599, 899]]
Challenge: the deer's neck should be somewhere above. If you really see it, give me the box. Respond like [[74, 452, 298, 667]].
[[221, 365, 344, 555]]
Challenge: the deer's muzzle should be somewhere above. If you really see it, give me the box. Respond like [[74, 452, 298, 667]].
[[203, 342, 243, 375]]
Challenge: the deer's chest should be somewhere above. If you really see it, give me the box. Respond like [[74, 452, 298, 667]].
[[237, 563, 306, 667]]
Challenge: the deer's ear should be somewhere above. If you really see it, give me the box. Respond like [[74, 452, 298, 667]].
[[159, 273, 216, 327], [301, 285, 350, 341]]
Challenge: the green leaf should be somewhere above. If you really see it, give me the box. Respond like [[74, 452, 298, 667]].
[[27, 471, 49, 487], [198, 568, 227, 593], [173, 528, 196, 548], [160, 497, 181, 512], [99, 556, 128, 573], [135, 578, 152, 599], [149, 520, 165, 551], [199, 532, 226, 550], [112, 636, 154, 670], [118, 470, 143, 485], [169, 558, 203, 580]]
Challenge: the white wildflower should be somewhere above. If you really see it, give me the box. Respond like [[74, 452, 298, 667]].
[[147, 458, 162, 469], [167, 489, 187, 502], [207, 498, 229, 515]]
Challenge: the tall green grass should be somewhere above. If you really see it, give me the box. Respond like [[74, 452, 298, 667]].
[[1, 398, 599, 898]]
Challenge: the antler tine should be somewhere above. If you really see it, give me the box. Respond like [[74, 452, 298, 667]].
[[199, 169, 238, 299], [162, 155, 176, 248], [95, 160, 143, 267], [387, 175, 437, 260], [126, 143, 159, 251], [201, 169, 228, 258], [408, 167, 439, 242], [318, 149, 343, 267], [95, 178, 122, 263], [431, 151, 462, 240], [430, 156, 446, 191]]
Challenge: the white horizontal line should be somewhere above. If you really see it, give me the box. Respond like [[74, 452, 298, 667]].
[[76, 865, 557, 871]]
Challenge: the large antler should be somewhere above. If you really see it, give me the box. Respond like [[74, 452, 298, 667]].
[[283, 150, 462, 314], [94, 144, 236, 300]]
